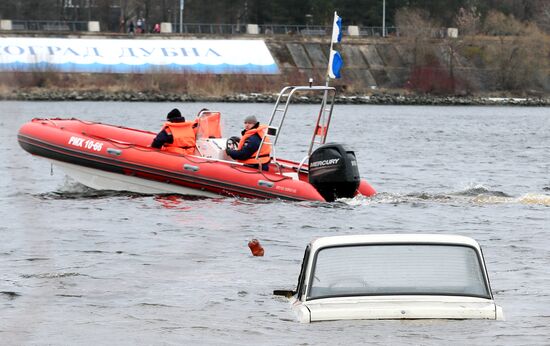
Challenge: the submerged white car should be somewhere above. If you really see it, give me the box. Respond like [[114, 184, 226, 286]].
[[275, 234, 504, 322]]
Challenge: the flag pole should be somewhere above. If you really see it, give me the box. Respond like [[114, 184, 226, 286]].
[[322, 11, 340, 135], [326, 11, 337, 87]]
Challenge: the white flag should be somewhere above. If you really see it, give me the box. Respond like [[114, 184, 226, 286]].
[[331, 12, 342, 43]]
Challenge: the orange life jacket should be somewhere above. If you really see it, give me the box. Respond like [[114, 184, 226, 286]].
[[237, 125, 271, 165], [196, 112, 222, 139], [162, 121, 197, 155]]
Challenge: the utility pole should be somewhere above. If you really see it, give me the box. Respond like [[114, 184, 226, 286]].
[[382, 0, 386, 37], [179, 0, 184, 33]]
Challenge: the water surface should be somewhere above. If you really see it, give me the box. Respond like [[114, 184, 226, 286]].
[[1, 101, 549, 345]]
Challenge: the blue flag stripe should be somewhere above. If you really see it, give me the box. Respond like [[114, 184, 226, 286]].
[[329, 50, 343, 79]]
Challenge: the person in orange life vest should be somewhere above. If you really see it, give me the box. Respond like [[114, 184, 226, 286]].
[[225, 115, 271, 171], [151, 108, 197, 155]]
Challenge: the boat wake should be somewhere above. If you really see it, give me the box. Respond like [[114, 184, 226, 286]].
[[37, 178, 147, 200], [35, 178, 550, 207], [339, 183, 550, 207], [471, 193, 550, 206], [448, 184, 510, 197]]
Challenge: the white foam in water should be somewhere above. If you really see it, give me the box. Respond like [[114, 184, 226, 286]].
[[454, 182, 492, 195], [57, 176, 95, 194], [517, 193, 550, 206], [342, 188, 550, 207]]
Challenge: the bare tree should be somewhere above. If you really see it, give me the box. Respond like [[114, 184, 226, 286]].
[[395, 7, 438, 67], [483, 10, 524, 35], [482, 12, 548, 91], [533, 0, 550, 33], [455, 6, 481, 36]]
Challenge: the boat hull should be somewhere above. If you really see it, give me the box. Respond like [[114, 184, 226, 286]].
[[18, 119, 376, 201]]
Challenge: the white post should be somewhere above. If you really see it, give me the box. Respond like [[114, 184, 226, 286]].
[[0, 20, 13, 31], [382, 0, 386, 37], [179, 0, 184, 33], [88, 21, 100, 32], [160, 22, 172, 33]]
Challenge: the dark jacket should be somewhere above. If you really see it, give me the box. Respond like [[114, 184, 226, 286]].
[[226, 123, 269, 171]]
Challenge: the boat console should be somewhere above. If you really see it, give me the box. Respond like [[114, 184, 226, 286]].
[[195, 138, 230, 160]]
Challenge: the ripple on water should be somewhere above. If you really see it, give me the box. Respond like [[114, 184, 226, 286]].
[[20, 272, 84, 279], [1, 291, 21, 299]]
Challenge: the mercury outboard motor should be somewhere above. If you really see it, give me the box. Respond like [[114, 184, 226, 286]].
[[308, 143, 360, 202]]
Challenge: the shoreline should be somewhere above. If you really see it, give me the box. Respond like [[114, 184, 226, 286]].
[[2, 89, 549, 106]]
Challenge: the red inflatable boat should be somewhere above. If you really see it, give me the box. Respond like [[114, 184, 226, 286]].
[[18, 86, 376, 202]]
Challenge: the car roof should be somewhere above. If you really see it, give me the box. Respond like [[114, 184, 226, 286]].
[[309, 234, 482, 253]]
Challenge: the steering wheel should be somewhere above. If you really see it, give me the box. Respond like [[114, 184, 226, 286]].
[[226, 136, 240, 150]]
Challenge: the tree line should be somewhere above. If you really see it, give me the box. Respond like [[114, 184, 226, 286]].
[[0, 0, 549, 33]]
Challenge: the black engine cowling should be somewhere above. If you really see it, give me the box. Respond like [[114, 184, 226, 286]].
[[308, 143, 360, 202]]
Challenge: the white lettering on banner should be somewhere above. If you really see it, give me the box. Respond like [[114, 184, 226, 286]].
[[0, 37, 279, 74], [310, 158, 340, 168]]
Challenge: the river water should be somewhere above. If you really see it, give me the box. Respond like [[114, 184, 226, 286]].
[[1, 101, 549, 345]]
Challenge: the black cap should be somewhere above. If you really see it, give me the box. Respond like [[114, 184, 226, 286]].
[[167, 108, 184, 121]]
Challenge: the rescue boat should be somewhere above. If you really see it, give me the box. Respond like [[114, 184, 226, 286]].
[[18, 85, 376, 202]]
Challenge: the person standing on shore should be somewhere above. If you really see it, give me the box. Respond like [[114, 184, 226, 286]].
[[136, 17, 144, 34]]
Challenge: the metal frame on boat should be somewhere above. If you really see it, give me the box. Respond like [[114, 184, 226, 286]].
[[259, 86, 336, 167]]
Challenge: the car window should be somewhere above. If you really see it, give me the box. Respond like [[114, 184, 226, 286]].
[[296, 245, 310, 300], [308, 244, 490, 300]]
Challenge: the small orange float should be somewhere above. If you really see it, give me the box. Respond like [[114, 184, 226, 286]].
[[248, 239, 265, 257]]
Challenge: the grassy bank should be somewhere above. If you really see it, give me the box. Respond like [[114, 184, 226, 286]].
[[0, 70, 312, 98], [3, 68, 548, 104], [2, 71, 549, 105]]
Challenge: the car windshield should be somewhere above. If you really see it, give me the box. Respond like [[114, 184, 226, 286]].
[[308, 244, 490, 299]]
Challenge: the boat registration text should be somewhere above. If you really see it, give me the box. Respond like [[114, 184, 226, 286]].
[[68, 136, 104, 152]]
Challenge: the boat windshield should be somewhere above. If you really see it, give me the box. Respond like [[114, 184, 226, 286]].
[[308, 244, 490, 300]]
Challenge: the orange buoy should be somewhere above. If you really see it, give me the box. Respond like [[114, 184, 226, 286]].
[[248, 239, 264, 256]]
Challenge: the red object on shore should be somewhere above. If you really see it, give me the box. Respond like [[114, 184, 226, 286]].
[[248, 239, 264, 256]]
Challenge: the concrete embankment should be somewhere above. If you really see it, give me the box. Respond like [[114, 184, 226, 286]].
[[1, 32, 549, 104], [264, 35, 550, 97]]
